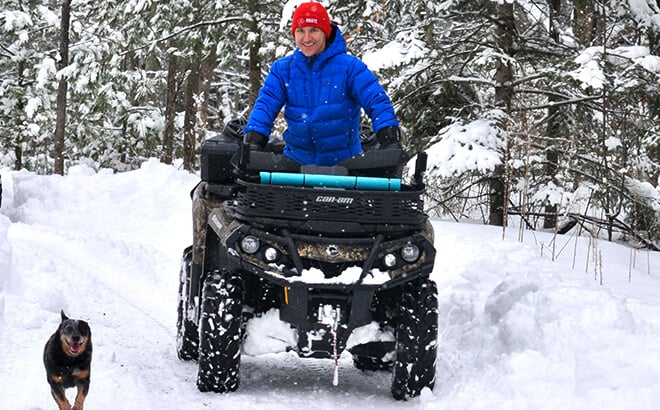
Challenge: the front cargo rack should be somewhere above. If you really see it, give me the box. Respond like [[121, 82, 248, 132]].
[[228, 180, 427, 225]]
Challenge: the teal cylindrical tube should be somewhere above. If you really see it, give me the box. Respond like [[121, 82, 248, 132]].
[[356, 176, 382, 190], [304, 174, 357, 189], [356, 177, 401, 191], [261, 172, 401, 191], [261, 172, 305, 186]]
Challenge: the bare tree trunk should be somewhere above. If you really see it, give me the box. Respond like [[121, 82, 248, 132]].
[[543, 0, 562, 229], [573, 0, 605, 46], [161, 51, 178, 165], [13, 135, 23, 171], [14, 62, 25, 171], [54, 0, 71, 175], [489, 2, 515, 227], [182, 61, 200, 171], [247, 0, 262, 109], [198, 47, 216, 130], [599, 6, 615, 241]]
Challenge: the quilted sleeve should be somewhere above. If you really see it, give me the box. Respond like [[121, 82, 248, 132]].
[[347, 57, 399, 133], [244, 59, 289, 138]]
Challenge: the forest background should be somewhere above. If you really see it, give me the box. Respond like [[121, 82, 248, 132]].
[[1, 0, 659, 249]]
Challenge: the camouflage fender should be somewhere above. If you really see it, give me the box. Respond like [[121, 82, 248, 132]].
[[191, 182, 225, 266]]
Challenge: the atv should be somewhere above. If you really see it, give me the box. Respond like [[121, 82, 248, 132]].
[[176, 120, 438, 400]]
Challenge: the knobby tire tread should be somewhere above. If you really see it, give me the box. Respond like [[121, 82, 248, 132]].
[[391, 278, 438, 400], [197, 269, 244, 393], [176, 246, 199, 360]]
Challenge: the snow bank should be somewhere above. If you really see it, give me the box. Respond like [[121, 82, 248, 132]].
[[0, 161, 659, 409]]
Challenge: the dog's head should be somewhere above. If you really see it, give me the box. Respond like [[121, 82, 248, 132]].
[[58, 310, 91, 358]]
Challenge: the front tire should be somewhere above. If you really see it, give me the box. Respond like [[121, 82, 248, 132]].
[[176, 246, 199, 360], [197, 269, 244, 393], [391, 278, 438, 400]]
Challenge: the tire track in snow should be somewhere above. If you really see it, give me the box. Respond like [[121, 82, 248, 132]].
[[10, 222, 175, 337], [7, 223, 408, 408], [7, 222, 198, 407]]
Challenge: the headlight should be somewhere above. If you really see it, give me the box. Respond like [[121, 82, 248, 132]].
[[401, 243, 420, 263], [264, 247, 279, 262], [383, 253, 397, 268], [240, 235, 260, 254]]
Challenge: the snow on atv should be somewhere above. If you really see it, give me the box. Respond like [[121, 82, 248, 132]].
[[176, 120, 438, 400]]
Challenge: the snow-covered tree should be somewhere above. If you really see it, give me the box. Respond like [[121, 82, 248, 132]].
[[1, 2, 61, 172], [0, 0, 658, 246]]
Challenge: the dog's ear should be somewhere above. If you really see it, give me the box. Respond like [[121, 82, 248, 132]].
[[61, 310, 69, 322], [78, 320, 91, 337]]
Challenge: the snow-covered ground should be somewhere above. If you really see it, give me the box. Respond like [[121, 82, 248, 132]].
[[0, 160, 659, 409]]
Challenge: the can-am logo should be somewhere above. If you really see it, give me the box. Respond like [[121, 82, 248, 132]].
[[315, 195, 354, 204]]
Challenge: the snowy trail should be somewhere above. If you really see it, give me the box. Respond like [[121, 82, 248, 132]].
[[4, 221, 184, 407], [8, 223, 174, 327], [1, 162, 659, 409], [2, 213, 410, 409]]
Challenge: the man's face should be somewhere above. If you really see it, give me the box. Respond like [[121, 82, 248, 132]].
[[294, 27, 327, 57]]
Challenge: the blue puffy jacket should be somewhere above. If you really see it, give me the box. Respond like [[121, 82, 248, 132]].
[[244, 25, 399, 166]]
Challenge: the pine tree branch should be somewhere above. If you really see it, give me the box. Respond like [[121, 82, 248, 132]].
[[512, 93, 604, 111], [120, 16, 243, 56]]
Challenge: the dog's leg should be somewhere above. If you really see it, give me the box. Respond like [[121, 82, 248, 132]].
[[50, 384, 72, 410], [72, 389, 86, 410], [72, 376, 89, 410]]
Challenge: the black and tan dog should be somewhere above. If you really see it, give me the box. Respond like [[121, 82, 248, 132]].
[[43, 310, 92, 410]]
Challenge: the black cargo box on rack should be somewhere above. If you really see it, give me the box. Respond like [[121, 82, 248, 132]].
[[200, 133, 241, 183], [200, 120, 244, 183]]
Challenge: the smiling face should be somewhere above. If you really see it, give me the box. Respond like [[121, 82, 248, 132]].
[[294, 26, 327, 57], [59, 318, 91, 357]]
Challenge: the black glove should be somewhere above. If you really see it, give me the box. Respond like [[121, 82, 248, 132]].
[[244, 131, 268, 151], [376, 126, 401, 148]]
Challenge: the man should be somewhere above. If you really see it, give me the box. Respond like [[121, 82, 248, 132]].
[[244, 2, 401, 166]]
